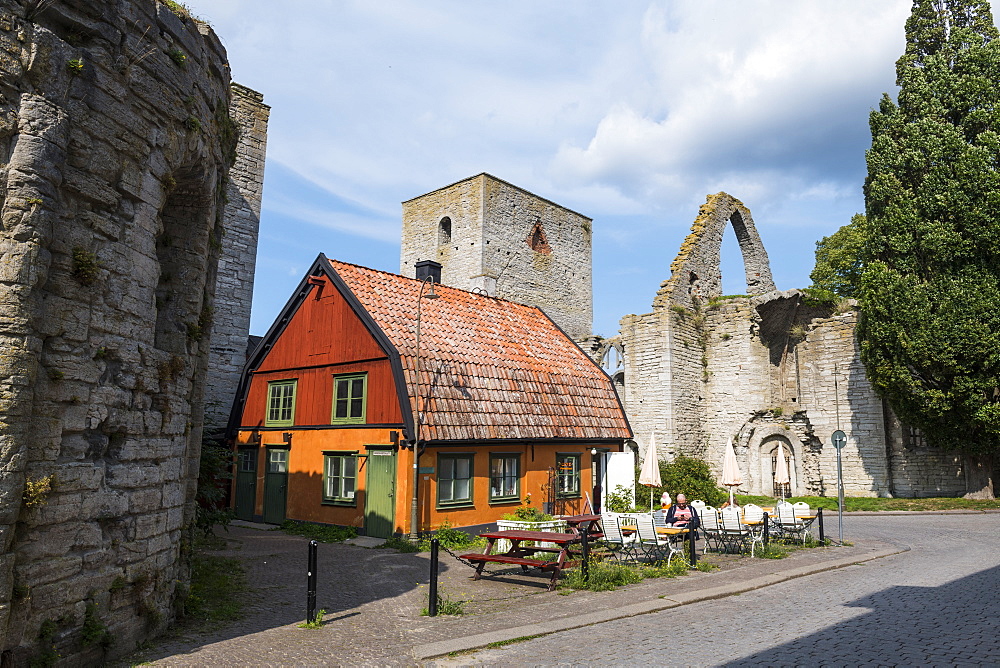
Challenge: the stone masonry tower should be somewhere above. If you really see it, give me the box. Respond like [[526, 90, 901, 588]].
[[202, 84, 269, 438], [401, 173, 593, 339]]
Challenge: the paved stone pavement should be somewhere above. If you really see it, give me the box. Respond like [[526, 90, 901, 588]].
[[442, 513, 1000, 667], [121, 513, 995, 666]]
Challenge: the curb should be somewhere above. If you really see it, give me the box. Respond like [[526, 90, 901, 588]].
[[411, 545, 906, 661]]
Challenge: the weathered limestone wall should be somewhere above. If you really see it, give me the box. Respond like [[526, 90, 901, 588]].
[[607, 192, 971, 501], [401, 173, 593, 339], [203, 84, 268, 437], [0, 1, 240, 664]]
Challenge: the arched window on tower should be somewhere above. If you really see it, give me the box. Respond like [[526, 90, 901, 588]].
[[438, 216, 452, 245]]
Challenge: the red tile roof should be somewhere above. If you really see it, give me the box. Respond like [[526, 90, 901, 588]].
[[330, 260, 631, 442]]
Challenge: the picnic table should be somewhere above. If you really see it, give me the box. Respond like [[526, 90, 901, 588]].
[[459, 530, 582, 591], [562, 514, 603, 539]]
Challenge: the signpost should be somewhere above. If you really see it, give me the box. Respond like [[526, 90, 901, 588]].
[[832, 429, 846, 544]]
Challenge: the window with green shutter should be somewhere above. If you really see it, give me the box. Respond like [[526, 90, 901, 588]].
[[332, 373, 367, 424], [265, 380, 297, 427]]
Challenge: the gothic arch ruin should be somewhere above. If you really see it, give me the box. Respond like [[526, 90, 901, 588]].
[[657, 192, 775, 307]]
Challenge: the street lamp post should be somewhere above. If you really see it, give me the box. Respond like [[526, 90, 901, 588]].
[[409, 276, 438, 542]]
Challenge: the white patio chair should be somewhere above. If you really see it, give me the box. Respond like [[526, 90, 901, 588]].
[[741, 504, 766, 556], [793, 502, 811, 517], [652, 509, 668, 528], [698, 507, 721, 553], [635, 515, 682, 564], [719, 507, 749, 554], [601, 513, 639, 562], [691, 500, 707, 514], [775, 503, 810, 544]]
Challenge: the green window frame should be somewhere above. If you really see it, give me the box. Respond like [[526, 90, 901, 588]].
[[556, 453, 581, 497], [265, 380, 297, 427], [438, 453, 474, 507], [323, 452, 358, 505], [331, 373, 367, 424], [489, 453, 520, 502]]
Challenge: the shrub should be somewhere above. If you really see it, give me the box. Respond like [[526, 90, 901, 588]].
[[603, 484, 639, 512], [643, 456, 727, 508], [501, 506, 553, 522]]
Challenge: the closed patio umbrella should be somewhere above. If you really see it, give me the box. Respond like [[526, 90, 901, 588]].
[[774, 444, 790, 502], [721, 437, 742, 508], [638, 429, 661, 511]]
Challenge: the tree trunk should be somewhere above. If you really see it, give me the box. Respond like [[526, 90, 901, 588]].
[[963, 453, 995, 499]]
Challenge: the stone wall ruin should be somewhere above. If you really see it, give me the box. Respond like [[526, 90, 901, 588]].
[[600, 192, 967, 499], [0, 1, 264, 664]]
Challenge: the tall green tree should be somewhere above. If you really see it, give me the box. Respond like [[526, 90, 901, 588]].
[[859, 0, 1000, 497], [809, 213, 867, 299]]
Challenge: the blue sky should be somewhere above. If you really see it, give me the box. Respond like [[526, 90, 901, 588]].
[[181, 1, 974, 338]]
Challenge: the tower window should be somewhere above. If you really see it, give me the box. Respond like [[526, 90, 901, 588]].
[[527, 221, 551, 254], [438, 217, 452, 245]]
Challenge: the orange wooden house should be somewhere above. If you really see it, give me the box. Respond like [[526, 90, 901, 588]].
[[227, 255, 632, 537]]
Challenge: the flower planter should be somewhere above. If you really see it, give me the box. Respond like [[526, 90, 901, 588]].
[[495, 519, 568, 552]]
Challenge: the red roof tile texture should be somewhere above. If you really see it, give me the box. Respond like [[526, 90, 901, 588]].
[[330, 260, 631, 442]]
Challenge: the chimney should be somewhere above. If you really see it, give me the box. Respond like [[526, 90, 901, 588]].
[[415, 260, 442, 284]]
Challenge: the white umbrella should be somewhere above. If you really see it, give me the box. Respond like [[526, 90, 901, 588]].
[[638, 429, 662, 511], [721, 437, 742, 508], [774, 445, 790, 503]]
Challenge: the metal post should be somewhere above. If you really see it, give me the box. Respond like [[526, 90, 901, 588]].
[[837, 446, 844, 544], [307, 540, 318, 623], [688, 524, 697, 566], [428, 538, 439, 616], [817, 507, 825, 543], [581, 530, 590, 582], [763, 512, 770, 547]]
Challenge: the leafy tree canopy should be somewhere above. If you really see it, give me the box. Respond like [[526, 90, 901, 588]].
[[859, 0, 1000, 454], [809, 213, 867, 299]]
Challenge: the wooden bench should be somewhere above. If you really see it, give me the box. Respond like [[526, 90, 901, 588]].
[[458, 553, 557, 572]]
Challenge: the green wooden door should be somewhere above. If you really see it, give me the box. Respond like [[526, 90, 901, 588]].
[[234, 448, 258, 521], [365, 449, 396, 538], [263, 449, 288, 524]]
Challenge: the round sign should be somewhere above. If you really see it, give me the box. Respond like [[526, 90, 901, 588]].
[[832, 429, 847, 449]]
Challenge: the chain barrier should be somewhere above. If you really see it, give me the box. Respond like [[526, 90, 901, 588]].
[[438, 542, 551, 576]]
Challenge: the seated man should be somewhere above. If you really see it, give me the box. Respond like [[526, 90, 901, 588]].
[[664, 493, 700, 529]]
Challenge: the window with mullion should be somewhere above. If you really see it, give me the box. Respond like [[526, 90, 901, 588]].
[[265, 380, 296, 426], [556, 453, 581, 497], [489, 453, 520, 502], [438, 453, 473, 506], [332, 373, 367, 424], [323, 453, 357, 504]]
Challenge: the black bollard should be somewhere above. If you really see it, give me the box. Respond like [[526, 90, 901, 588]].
[[688, 525, 697, 566], [307, 540, 318, 623], [581, 529, 590, 582], [763, 512, 770, 546], [429, 538, 439, 617], [817, 507, 825, 543]]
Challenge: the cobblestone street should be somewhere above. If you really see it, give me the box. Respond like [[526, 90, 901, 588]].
[[124, 513, 999, 666], [444, 514, 1000, 667]]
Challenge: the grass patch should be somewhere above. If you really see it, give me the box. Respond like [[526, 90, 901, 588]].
[[378, 536, 421, 553], [180, 552, 245, 624], [757, 544, 790, 559], [297, 609, 325, 629], [421, 592, 466, 616], [278, 520, 357, 543], [735, 495, 1000, 512], [561, 559, 644, 592], [696, 560, 720, 572], [485, 634, 544, 649]]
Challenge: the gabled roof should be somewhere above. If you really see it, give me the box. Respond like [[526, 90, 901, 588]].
[[329, 259, 630, 442]]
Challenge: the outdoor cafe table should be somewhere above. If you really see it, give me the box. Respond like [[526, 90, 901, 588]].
[[459, 530, 582, 591]]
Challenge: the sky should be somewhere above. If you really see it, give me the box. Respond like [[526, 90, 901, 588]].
[[177, 1, 982, 338]]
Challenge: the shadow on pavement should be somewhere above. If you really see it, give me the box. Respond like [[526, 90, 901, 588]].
[[725, 563, 1000, 666]]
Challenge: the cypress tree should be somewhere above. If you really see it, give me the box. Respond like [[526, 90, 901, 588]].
[[859, 0, 1000, 496]]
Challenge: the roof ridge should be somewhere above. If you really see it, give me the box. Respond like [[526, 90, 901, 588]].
[[328, 257, 548, 311]]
